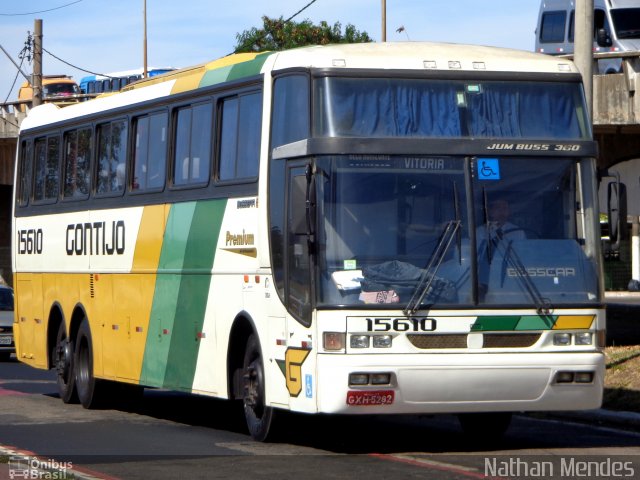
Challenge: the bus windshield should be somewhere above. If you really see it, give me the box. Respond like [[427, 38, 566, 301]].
[[315, 78, 589, 140], [315, 155, 600, 309]]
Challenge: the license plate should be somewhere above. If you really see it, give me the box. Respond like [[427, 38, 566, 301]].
[[346, 390, 394, 406], [0, 335, 12, 345]]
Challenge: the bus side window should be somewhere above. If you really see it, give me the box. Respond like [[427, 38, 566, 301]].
[[63, 127, 92, 199], [133, 112, 167, 191], [218, 90, 262, 181], [172, 103, 212, 187], [18, 140, 33, 206], [96, 120, 127, 195], [33, 136, 60, 203]]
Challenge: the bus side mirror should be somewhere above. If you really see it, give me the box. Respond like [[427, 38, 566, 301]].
[[608, 179, 627, 249], [596, 28, 613, 48]]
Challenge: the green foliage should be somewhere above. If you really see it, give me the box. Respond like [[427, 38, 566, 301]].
[[234, 16, 373, 53]]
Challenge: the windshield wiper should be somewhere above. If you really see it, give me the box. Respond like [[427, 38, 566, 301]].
[[495, 237, 552, 316], [403, 219, 461, 316]]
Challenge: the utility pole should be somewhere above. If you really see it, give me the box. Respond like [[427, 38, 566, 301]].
[[574, 0, 594, 120], [32, 19, 43, 107], [143, 0, 148, 78], [381, 0, 386, 42]]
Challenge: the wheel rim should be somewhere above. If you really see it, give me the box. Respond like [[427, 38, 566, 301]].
[[244, 358, 265, 419], [55, 338, 72, 382]]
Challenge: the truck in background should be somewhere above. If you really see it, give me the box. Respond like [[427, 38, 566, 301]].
[[535, 0, 640, 73]]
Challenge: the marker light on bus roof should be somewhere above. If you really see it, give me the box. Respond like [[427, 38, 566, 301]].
[[557, 63, 572, 72], [332, 59, 346, 67], [472, 62, 486, 70], [423, 60, 437, 69], [448, 61, 462, 69]]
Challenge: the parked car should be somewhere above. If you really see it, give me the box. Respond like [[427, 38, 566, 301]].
[[0, 285, 15, 361]]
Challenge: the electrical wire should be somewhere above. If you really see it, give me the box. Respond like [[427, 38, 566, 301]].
[[3, 55, 24, 103], [42, 46, 116, 78], [0, 1, 84, 16], [231, 0, 319, 54]]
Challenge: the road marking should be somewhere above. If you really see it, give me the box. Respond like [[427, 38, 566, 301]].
[[370, 453, 505, 479], [0, 387, 27, 396]]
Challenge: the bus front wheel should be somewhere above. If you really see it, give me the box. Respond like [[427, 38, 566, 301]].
[[54, 322, 78, 404], [242, 334, 275, 441]]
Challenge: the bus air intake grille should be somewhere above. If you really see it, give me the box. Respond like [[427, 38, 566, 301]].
[[483, 333, 541, 348], [407, 334, 467, 349]]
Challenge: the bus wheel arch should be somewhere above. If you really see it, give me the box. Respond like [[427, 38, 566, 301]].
[[227, 313, 256, 400], [226, 314, 276, 441]]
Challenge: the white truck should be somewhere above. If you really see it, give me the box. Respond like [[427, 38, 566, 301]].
[[535, 0, 640, 72]]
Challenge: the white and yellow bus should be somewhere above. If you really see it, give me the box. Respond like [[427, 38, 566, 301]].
[[13, 42, 605, 441]]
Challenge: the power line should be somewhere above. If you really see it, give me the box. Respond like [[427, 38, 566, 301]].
[[0, 1, 84, 16], [3, 54, 25, 103], [284, 0, 318, 23], [42, 46, 116, 78], [231, 0, 319, 54]]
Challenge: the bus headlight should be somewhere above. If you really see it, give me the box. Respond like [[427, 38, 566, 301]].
[[350, 335, 370, 349], [553, 333, 572, 346], [372, 335, 392, 348], [574, 332, 593, 345]]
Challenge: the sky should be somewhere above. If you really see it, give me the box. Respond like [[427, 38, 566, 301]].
[[0, 0, 542, 102]]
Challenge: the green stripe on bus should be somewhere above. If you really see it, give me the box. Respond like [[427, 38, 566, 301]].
[[163, 199, 226, 389], [470, 316, 521, 332], [200, 66, 234, 88], [515, 315, 557, 330], [225, 53, 271, 82], [140, 202, 197, 387], [471, 315, 558, 332]]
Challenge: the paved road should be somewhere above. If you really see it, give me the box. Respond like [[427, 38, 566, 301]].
[[1, 357, 640, 480]]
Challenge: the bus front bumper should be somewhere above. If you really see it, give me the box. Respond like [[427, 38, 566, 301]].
[[315, 352, 604, 415]]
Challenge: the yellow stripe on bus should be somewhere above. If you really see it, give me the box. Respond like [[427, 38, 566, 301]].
[[132, 205, 169, 272], [553, 315, 595, 329]]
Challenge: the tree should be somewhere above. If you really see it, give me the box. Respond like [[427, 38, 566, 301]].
[[234, 16, 373, 53]]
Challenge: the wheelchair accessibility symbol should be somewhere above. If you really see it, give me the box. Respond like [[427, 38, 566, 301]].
[[477, 158, 500, 180]]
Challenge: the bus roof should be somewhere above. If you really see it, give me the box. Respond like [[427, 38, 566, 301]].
[[20, 42, 580, 132]]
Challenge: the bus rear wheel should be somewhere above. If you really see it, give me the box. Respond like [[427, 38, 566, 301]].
[[242, 334, 275, 441], [74, 318, 104, 409], [54, 322, 78, 404]]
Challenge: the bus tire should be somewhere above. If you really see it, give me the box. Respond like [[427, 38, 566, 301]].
[[458, 412, 512, 441], [242, 334, 275, 441], [74, 318, 103, 409], [54, 322, 78, 404]]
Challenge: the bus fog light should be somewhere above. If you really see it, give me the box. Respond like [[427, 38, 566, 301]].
[[350, 335, 370, 348], [372, 335, 392, 348], [323, 332, 345, 351], [555, 371, 574, 383], [553, 333, 572, 346], [574, 332, 593, 345], [575, 372, 594, 383], [349, 373, 369, 386], [370, 373, 391, 385]]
